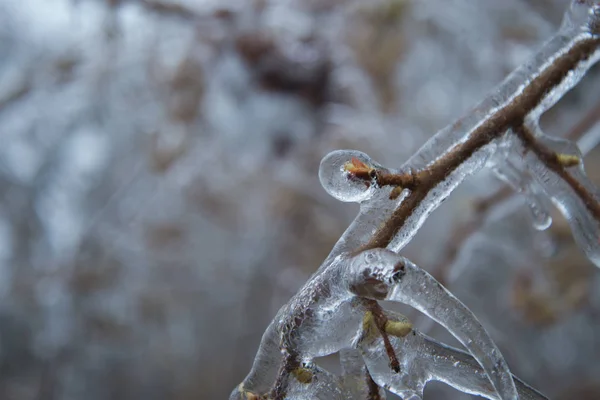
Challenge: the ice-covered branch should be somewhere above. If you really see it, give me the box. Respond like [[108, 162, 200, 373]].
[[340, 348, 387, 400], [231, 249, 525, 399], [347, 249, 518, 399], [431, 102, 600, 288], [233, 1, 600, 399], [514, 123, 600, 265], [359, 310, 548, 400], [324, 0, 600, 264]]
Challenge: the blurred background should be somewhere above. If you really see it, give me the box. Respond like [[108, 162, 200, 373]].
[[0, 0, 599, 399]]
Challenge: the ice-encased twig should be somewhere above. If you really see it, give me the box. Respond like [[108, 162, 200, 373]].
[[283, 361, 348, 400], [324, 0, 600, 263], [233, 1, 600, 399], [489, 140, 553, 230], [232, 248, 522, 399], [436, 109, 600, 299], [346, 249, 518, 400], [230, 255, 369, 400], [231, 247, 550, 399], [359, 310, 548, 400], [340, 348, 387, 399], [229, 321, 281, 399], [516, 123, 600, 267]]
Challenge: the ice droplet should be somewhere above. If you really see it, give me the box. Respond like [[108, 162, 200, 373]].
[[319, 150, 376, 203], [523, 126, 600, 268], [528, 200, 553, 231]]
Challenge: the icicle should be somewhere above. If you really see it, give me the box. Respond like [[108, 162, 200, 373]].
[[418, 333, 548, 400], [527, 192, 553, 231], [490, 138, 553, 231], [519, 123, 600, 267]]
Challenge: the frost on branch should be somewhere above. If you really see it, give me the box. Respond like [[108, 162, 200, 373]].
[[233, 1, 600, 399]]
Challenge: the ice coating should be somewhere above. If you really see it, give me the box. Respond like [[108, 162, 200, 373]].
[[562, 0, 600, 34], [385, 259, 518, 400], [284, 362, 347, 400], [232, 358, 348, 400], [234, 1, 600, 398], [230, 255, 365, 399], [407, 22, 598, 171], [387, 145, 497, 252], [339, 348, 387, 399], [228, 322, 281, 399], [325, 0, 600, 261], [272, 257, 365, 358], [518, 124, 600, 267], [318, 149, 378, 203], [358, 310, 548, 400], [231, 249, 551, 398], [232, 248, 520, 399], [346, 249, 518, 400], [490, 141, 553, 231]]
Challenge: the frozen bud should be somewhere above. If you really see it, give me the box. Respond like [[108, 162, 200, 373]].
[[319, 150, 379, 203]]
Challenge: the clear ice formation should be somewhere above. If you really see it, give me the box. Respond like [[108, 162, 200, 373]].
[[325, 0, 600, 261], [340, 348, 387, 399], [234, 1, 600, 399], [359, 310, 548, 400], [490, 139, 553, 231], [348, 249, 518, 399], [488, 126, 600, 266], [522, 123, 600, 267], [231, 250, 527, 400], [319, 150, 380, 203]]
